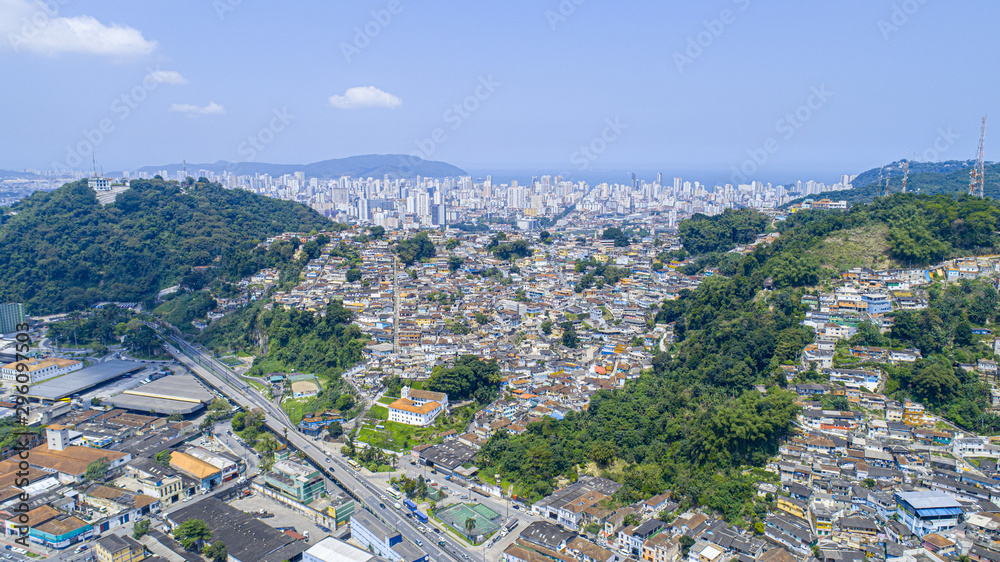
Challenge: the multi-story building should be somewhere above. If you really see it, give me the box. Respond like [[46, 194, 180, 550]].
[[93, 535, 147, 562], [183, 447, 240, 482], [264, 459, 325, 503], [776, 496, 808, 520], [350, 510, 427, 562], [903, 402, 933, 426], [895, 491, 963, 537], [124, 458, 185, 504], [0, 303, 25, 333]]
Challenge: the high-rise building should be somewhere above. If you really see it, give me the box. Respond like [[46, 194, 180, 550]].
[[357, 198, 370, 222], [433, 204, 447, 226], [0, 303, 25, 334]]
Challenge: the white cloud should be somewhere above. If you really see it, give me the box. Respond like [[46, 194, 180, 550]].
[[328, 86, 402, 110], [170, 102, 226, 115], [1, 0, 157, 57], [147, 69, 187, 85]]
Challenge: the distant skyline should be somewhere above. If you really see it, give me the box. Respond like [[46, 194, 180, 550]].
[[2, 1, 997, 186]]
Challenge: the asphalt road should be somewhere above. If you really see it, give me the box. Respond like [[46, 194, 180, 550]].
[[160, 334, 474, 562]]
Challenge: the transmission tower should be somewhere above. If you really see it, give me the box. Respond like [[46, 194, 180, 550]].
[[884, 170, 891, 197], [876, 168, 884, 198], [901, 158, 909, 194], [970, 115, 987, 198]]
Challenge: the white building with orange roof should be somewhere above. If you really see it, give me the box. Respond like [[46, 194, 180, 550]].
[[387, 386, 448, 426], [1, 357, 81, 383]]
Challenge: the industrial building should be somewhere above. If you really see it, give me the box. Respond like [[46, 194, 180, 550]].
[[104, 374, 215, 415]]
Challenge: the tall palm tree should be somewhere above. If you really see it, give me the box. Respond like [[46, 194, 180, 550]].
[[464, 517, 476, 538]]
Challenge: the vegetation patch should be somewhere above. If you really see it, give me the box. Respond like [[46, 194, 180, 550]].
[[806, 223, 895, 272]]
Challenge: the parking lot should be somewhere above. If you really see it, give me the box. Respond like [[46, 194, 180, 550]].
[[228, 492, 329, 546]]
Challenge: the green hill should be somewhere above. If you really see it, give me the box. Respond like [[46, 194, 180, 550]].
[[0, 178, 336, 314], [789, 160, 1000, 206]]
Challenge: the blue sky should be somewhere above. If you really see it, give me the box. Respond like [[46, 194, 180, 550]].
[[1, 0, 997, 185]]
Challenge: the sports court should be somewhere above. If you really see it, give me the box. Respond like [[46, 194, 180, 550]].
[[436, 502, 502, 538]]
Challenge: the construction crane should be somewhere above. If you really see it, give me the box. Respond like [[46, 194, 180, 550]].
[[969, 115, 987, 198]]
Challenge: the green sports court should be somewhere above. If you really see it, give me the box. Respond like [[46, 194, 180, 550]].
[[436, 502, 502, 538]]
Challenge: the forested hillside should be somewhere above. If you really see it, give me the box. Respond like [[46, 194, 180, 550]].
[[247, 300, 368, 380], [480, 192, 1000, 527], [678, 208, 770, 255], [790, 160, 1000, 205], [0, 178, 335, 314]]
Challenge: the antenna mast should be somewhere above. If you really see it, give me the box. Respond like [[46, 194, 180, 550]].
[[876, 168, 884, 198], [901, 157, 909, 194], [969, 115, 987, 198]]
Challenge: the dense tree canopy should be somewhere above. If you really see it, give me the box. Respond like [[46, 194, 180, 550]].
[[488, 238, 532, 261], [427, 355, 502, 402], [48, 305, 131, 346], [396, 232, 436, 265], [678, 209, 769, 255], [601, 227, 630, 247], [0, 178, 335, 314], [250, 300, 367, 379]]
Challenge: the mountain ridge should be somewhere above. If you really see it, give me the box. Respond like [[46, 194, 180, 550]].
[[135, 154, 467, 179]]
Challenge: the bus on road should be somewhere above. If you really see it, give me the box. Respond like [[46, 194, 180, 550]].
[[386, 488, 401, 500], [404, 499, 417, 511], [415, 511, 428, 524], [347, 459, 360, 470]]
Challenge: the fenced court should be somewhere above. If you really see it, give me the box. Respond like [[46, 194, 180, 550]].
[[436, 502, 502, 538]]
